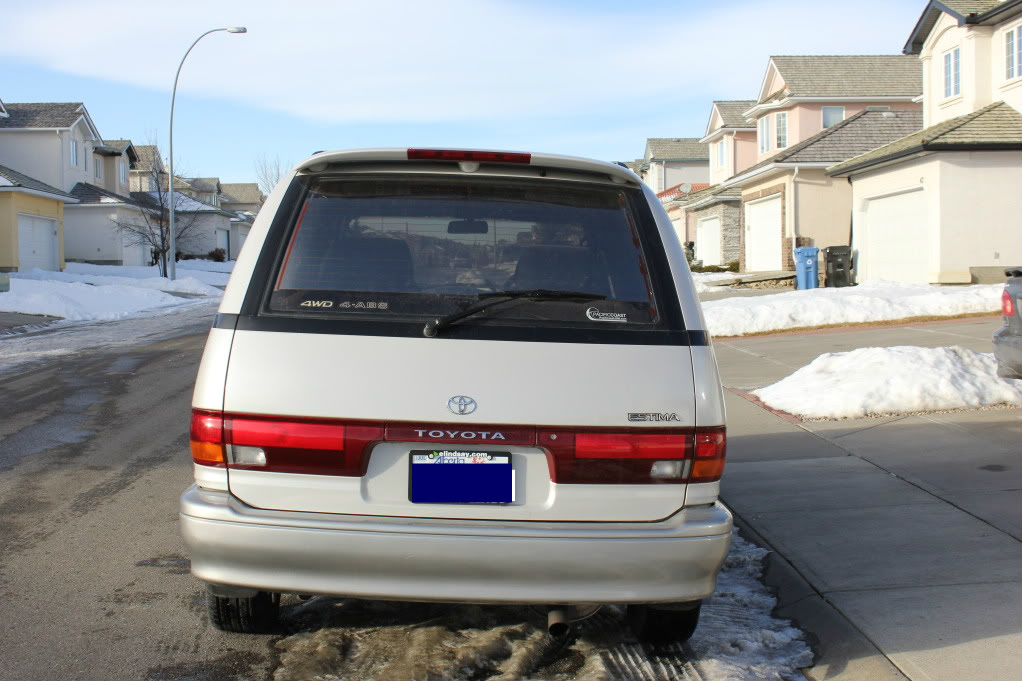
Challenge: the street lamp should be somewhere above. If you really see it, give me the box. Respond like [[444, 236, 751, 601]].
[[167, 26, 247, 280]]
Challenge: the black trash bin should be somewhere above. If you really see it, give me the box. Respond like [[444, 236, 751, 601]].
[[824, 246, 852, 287]]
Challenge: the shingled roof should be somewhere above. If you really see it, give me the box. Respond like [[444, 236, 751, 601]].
[[133, 145, 162, 172], [762, 56, 922, 102], [0, 164, 77, 201], [731, 109, 923, 180], [221, 183, 264, 204], [183, 177, 221, 193], [828, 101, 1022, 176], [673, 183, 743, 210], [714, 101, 757, 128], [0, 102, 87, 129], [904, 0, 1022, 54], [646, 138, 708, 161], [69, 182, 137, 205]]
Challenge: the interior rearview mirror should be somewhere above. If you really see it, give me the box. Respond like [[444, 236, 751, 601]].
[[448, 219, 489, 234]]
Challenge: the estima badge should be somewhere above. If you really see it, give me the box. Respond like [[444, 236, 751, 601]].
[[447, 395, 477, 415]]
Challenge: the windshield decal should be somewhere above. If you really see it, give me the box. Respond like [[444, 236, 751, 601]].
[[585, 307, 628, 323]]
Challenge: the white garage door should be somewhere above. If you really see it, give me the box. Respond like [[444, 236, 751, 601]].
[[216, 229, 230, 253], [744, 196, 782, 272], [862, 189, 928, 283], [17, 214, 59, 271], [695, 216, 722, 266]]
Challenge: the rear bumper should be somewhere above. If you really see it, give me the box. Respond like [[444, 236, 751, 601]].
[[180, 485, 732, 604], [993, 325, 1022, 378]]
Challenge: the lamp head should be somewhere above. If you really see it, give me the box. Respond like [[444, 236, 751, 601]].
[[227, 27, 247, 33]]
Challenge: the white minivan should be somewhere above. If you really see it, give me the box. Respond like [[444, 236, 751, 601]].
[[181, 148, 731, 642]]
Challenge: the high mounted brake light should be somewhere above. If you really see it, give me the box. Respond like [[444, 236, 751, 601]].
[[407, 149, 532, 164]]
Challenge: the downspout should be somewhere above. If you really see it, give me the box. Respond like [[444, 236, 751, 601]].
[[58, 130, 64, 192], [791, 165, 799, 267]]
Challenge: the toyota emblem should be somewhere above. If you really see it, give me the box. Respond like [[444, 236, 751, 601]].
[[447, 395, 477, 415]]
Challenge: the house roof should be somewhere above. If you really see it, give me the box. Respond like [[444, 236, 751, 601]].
[[0, 102, 88, 129], [657, 182, 710, 202], [0, 164, 77, 201], [646, 138, 708, 161], [828, 101, 1022, 176], [100, 139, 139, 163], [70, 182, 136, 205], [130, 191, 236, 216], [730, 109, 923, 181], [714, 101, 758, 128], [133, 145, 162, 172], [673, 183, 743, 209], [183, 177, 221, 193], [761, 56, 923, 102], [904, 0, 1022, 54], [221, 182, 264, 204]]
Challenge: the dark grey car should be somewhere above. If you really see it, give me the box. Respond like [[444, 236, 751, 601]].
[[993, 267, 1022, 379]]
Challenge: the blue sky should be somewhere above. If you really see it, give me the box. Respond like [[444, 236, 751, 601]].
[[1, 0, 924, 185]]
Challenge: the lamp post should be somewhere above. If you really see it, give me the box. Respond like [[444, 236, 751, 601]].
[[167, 26, 246, 280]]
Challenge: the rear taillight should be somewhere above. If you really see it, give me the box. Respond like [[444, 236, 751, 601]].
[[190, 410, 225, 466], [406, 149, 532, 164], [538, 427, 725, 484], [1003, 289, 1016, 317]]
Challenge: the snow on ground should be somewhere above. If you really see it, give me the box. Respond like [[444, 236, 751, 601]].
[[703, 280, 1001, 337], [753, 345, 1022, 419], [691, 272, 742, 293], [0, 260, 230, 323], [271, 529, 811, 681]]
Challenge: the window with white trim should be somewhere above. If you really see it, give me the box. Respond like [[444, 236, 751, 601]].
[[944, 47, 960, 97], [776, 112, 788, 149], [120, 162, 127, 184], [1007, 26, 1022, 80], [822, 106, 845, 128], [759, 116, 770, 153], [71, 139, 78, 166], [95, 157, 102, 179]]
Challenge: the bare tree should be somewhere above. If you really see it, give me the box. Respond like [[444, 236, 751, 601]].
[[112, 141, 206, 276], [255, 153, 291, 196]]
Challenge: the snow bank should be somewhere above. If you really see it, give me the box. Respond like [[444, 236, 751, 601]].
[[270, 529, 811, 681], [703, 280, 1001, 337], [0, 278, 200, 322], [15, 267, 221, 296], [691, 272, 742, 293], [753, 345, 1022, 419], [68, 260, 233, 286]]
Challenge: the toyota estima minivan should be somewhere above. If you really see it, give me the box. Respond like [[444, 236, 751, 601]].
[[182, 148, 731, 642]]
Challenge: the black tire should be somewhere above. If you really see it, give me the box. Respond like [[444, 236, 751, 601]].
[[627, 602, 701, 644], [206, 588, 280, 633]]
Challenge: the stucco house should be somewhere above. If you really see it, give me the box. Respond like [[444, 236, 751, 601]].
[[0, 163, 78, 272], [828, 0, 1022, 284], [635, 138, 709, 194]]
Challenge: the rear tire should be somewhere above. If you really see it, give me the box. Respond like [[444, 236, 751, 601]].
[[206, 588, 280, 633], [627, 602, 701, 644]]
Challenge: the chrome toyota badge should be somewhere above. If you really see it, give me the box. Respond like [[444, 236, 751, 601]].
[[447, 395, 477, 415]]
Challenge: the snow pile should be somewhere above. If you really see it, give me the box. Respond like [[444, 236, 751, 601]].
[[271, 529, 811, 681], [68, 260, 233, 286], [703, 280, 1001, 337], [14, 267, 221, 296], [753, 345, 1022, 419], [691, 272, 741, 293], [0, 278, 203, 321]]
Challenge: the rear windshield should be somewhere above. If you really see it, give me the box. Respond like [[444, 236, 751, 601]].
[[267, 175, 668, 328]]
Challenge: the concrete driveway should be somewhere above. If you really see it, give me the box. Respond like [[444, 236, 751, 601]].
[[713, 317, 1022, 681]]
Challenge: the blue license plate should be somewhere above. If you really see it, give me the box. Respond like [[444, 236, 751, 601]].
[[409, 450, 514, 504]]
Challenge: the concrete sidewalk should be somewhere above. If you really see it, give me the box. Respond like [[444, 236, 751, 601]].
[[714, 317, 1022, 681]]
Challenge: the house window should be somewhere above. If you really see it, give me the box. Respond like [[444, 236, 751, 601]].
[[71, 139, 78, 166], [717, 139, 725, 167], [1007, 26, 1022, 79], [95, 158, 102, 179], [822, 106, 845, 128], [944, 47, 960, 97], [759, 116, 771, 153], [776, 112, 788, 149], [120, 162, 127, 184]]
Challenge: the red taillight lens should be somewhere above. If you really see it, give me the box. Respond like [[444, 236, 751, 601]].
[[691, 429, 727, 482], [406, 149, 532, 164], [190, 410, 225, 466], [575, 433, 689, 459], [224, 416, 383, 476], [1003, 289, 1015, 317]]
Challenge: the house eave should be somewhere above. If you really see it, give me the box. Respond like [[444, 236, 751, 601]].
[[0, 187, 79, 203], [699, 127, 755, 144], [742, 96, 920, 119], [828, 141, 1022, 177], [672, 194, 742, 211], [723, 161, 835, 188]]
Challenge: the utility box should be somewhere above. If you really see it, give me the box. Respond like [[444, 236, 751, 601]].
[[794, 246, 819, 290], [824, 246, 852, 287]]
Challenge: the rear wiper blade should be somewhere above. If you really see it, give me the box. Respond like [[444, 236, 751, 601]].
[[423, 289, 606, 337]]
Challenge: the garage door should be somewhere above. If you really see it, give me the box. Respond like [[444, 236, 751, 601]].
[[216, 229, 230, 254], [17, 214, 59, 271], [862, 189, 928, 283], [695, 216, 722, 266], [744, 196, 782, 272]]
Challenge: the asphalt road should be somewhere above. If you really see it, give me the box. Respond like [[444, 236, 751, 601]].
[[0, 313, 280, 680]]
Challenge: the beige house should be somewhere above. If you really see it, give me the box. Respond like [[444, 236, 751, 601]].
[[702, 101, 758, 186], [635, 138, 709, 194], [829, 0, 1022, 284]]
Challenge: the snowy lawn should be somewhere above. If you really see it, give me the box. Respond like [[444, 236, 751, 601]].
[[0, 260, 231, 322], [703, 280, 1001, 337], [691, 271, 742, 293], [753, 345, 1022, 419]]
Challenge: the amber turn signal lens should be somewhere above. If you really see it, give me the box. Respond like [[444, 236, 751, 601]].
[[190, 440, 225, 466]]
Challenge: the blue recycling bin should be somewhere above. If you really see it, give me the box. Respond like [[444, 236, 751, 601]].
[[794, 246, 820, 290]]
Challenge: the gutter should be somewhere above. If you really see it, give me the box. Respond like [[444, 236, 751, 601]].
[[720, 161, 833, 189], [742, 96, 919, 119], [0, 187, 79, 203], [699, 127, 755, 145], [828, 142, 1022, 177]]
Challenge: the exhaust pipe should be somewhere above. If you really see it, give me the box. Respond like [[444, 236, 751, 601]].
[[547, 607, 570, 639]]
